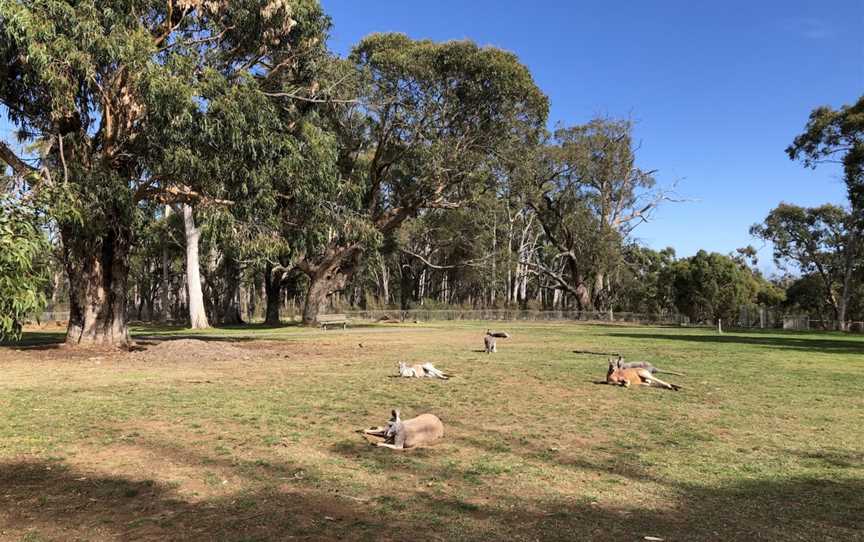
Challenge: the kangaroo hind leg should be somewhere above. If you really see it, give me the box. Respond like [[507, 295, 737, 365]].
[[643, 374, 680, 391]]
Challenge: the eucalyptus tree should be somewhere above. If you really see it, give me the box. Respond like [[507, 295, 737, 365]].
[[787, 96, 864, 214], [615, 245, 677, 314], [0, 195, 50, 341], [519, 118, 666, 310], [396, 202, 497, 308], [778, 96, 864, 329], [288, 33, 548, 324], [751, 203, 858, 330], [0, 0, 328, 345], [667, 250, 762, 325]]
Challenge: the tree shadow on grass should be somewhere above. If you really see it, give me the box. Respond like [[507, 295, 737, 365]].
[[1, 331, 66, 349], [607, 331, 864, 355], [2, 455, 860, 542]]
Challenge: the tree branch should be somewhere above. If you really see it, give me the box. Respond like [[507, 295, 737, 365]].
[[0, 141, 37, 178], [261, 90, 359, 104], [401, 248, 491, 270]]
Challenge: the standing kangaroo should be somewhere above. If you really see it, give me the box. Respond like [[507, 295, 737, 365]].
[[484, 330, 510, 353], [606, 358, 681, 391], [484, 334, 497, 353], [397, 362, 450, 379], [363, 409, 444, 449]]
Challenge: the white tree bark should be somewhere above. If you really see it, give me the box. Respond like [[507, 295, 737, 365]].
[[160, 205, 172, 322], [182, 204, 210, 329], [380, 259, 390, 305]]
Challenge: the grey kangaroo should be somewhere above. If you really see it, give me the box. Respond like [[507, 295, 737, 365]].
[[484, 330, 510, 353], [363, 409, 444, 449]]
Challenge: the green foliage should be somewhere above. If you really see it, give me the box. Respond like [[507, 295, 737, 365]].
[[616, 245, 677, 313], [0, 0, 332, 339], [787, 95, 864, 212], [347, 33, 548, 230], [783, 274, 828, 316], [517, 117, 662, 309], [0, 196, 49, 340], [751, 203, 852, 273], [751, 203, 858, 323], [668, 250, 762, 323]]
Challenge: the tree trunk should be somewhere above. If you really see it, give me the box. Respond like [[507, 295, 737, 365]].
[[302, 272, 333, 325], [593, 271, 607, 311], [145, 292, 155, 322], [63, 226, 131, 347], [400, 258, 415, 310], [221, 257, 244, 325], [160, 205, 172, 322], [299, 246, 360, 325], [182, 204, 209, 329], [264, 264, 284, 325], [836, 227, 859, 331], [380, 259, 390, 306], [49, 268, 64, 308]]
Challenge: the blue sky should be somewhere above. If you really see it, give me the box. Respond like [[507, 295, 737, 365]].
[[1, 2, 859, 275], [322, 0, 863, 275]]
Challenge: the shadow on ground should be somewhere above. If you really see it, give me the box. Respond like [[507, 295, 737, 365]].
[[1, 456, 860, 542], [4, 321, 394, 351], [608, 331, 864, 355]]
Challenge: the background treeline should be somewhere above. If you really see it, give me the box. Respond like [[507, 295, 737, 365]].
[[1, 2, 862, 344]]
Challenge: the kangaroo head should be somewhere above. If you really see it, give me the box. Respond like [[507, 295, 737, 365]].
[[606, 359, 623, 383], [398, 362, 407, 372], [384, 409, 403, 439]]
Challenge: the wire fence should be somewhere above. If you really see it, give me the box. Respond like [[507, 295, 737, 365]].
[[344, 308, 864, 332], [345, 308, 688, 325], [33, 304, 864, 332]]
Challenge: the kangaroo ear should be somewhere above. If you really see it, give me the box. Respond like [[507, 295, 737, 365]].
[[391, 409, 401, 421]]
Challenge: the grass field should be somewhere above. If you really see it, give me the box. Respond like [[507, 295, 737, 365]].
[[1, 321, 863, 541]]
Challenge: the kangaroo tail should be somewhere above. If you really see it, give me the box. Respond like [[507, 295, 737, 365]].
[[656, 369, 685, 376]]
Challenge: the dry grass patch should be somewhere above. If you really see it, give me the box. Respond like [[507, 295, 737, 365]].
[[1, 322, 862, 541]]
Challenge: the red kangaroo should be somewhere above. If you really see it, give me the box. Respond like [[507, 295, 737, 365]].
[[606, 358, 681, 391]]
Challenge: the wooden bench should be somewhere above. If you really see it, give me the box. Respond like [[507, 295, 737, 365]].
[[318, 314, 349, 330]]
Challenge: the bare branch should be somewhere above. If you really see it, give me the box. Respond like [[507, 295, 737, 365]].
[[261, 90, 359, 104], [57, 134, 69, 184], [519, 259, 582, 298], [402, 248, 491, 270], [135, 182, 234, 206]]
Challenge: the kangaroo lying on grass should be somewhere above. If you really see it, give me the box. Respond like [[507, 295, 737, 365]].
[[484, 330, 510, 353], [363, 409, 444, 449], [397, 362, 450, 379], [606, 358, 681, 391]]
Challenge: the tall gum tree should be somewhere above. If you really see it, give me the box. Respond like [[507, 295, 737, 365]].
[[517, 119, 669, 311], [287, 33, 548, 324], [781, 96, 864, 329], [752, 204, 858, 330], [0, 0, 328, 346]]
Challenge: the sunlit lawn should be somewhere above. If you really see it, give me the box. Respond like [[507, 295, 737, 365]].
[[1, 321, 862, 541]]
